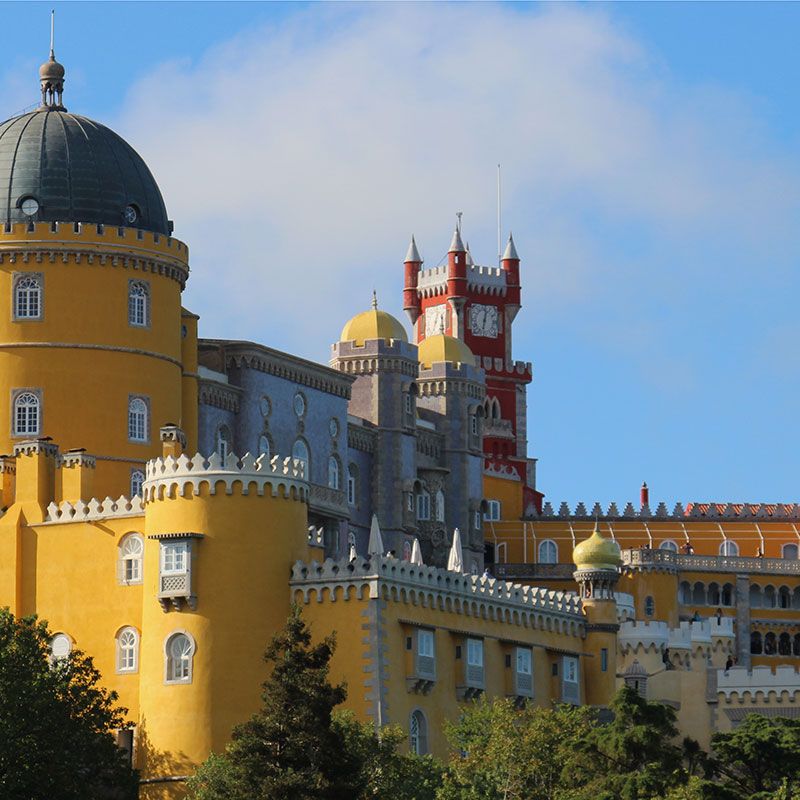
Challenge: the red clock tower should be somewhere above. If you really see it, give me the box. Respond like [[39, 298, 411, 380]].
[[403, 226, 543, 515]]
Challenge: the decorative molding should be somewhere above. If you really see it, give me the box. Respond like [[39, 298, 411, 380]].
[[13, 438, 57, 458], [0, 341, 183, 369], [717, 665, 800, 702], [290, 555, 585, 636], [143, 451, 308, 502], [618, 618, 734, 655], [198, 379, 242, 413], [348, 423, 376, 453], [59, 451, 96, 469]]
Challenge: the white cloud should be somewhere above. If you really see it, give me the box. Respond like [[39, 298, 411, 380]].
[[112, 2, 800, 371]]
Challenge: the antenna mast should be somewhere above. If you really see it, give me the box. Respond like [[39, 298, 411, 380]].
[[497, 163, 502, 267], [50, 9, 55, 57]]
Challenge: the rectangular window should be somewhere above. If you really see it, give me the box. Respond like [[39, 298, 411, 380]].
[[484, 500, 501, 521], [14, 273, 43, 320], [601, 648, 608, 673], [418, 629, 434, 658], [347, 474, 355, 505], [404, 394, 412, 415], [467, 638, 483, 667], [416, 493, 430, 520], [471, 415, 478, 436], [161, 542, 187, 575], [407, 493, 414, 512], [516, 647, 532, 675], [564, 656, 578, 683]]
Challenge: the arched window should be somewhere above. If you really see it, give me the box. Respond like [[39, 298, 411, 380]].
[[128, 280, 149, 327], [130, 469, 145, 497], [644, 596, 655, 617], [216, 426, 232, 459], [782, 543, 799, 560], [435, 490, 445, 522], [750, 584, 763, 608], [50, 633, 72, 661], [116, 627, 139, 673], [347, 464, 357, 506], [119, 534, 143, 584], [779, 633, 791, 656], [416, 490, 431, 521], [779, 586, 791, 609], [538, 540, 558, 564], [328, 456, 340, 490], [764, 585, 777, 609], [707, 583, 721, 606], [660, 540, 678, 553], [258, 434, 271, 458], [679, 581, 691, 605], [165, 632, 195, 683], [794, 634, 800, 657], [692, 582, 706, 605], [764, 632, 777, 655], [721, 583, 734, 606], [14, 274, 42, 319], [719, 540, 739, 557], [128, 397, 148, 443], [750, 631, 762, 655], [13, 391, 40, 436], [409, 710, 428, 755], [292, 439, 309, 472]]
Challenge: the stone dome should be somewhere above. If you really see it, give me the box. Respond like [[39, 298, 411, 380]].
[[340, 307, 408, 346], [572, 526, 622, 571], [0, 110, 170, 235], [418, 334, 475, 369]]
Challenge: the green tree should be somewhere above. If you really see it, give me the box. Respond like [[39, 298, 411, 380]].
[[708, 715, 800, 799], [437, 697, 594, 800], [0, 608, 137, 800], [189, 605, 442, 800], [567, 685, 691, 800]]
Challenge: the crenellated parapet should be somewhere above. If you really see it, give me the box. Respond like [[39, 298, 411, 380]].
[[44, 494, 143, 523], [717, 665, 800, 703], [290, 555, 585, 636], [619, 618, 734, 655], [143, 451, 307, 502], [535, 499, 800, 521]]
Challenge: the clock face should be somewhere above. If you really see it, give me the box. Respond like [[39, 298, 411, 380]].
[[425, 305, 447, 338], [21, 197, 39, 217], [469, 304, 499, 338]]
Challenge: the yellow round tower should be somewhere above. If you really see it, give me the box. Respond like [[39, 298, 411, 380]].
[[573, 524, 622, 705], [0, 54, 193, 498]]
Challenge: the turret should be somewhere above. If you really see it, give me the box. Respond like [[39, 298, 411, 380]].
[[403, 236, 422, 326], [446, 227, 468, 338], [572, 524, 621, 705], [501, 233, 521, 312]]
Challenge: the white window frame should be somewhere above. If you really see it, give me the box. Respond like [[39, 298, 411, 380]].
[[161, 541, 188, 576], [216, 425, 231, 460], [484, 500, 501, 521], [347, 465, 357, 505], [409, 709, 428, 755], [130, 469, 145, 497], [418, 629, 435, 658], [435, 490, 445, 523], [164, 631, 195, 684], [127, 396, 148, 443], [720, 540, 739, 557], [292, 438, 309, 470], [467, 638, 483, 668], [258, 434, 271, 458], [128, 280, 149, 327], [474, 510, 481, 530], [516, 646, 532, 675], [13, 273, 43, 320], [564, 656, 579, 683], [119, 533, 144, 585], [416, 490, 431, 521], [660, 540, 679, 553], [538, 539, 558, 564], [116, 627, 139, 673], [328, 456, 340, 490], [12, 390, 40, 436]]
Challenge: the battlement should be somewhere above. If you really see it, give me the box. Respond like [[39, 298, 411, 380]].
[[536, 499, 800, 521], [43, 494, 144, 524], [143, 451, 308, 502], [479, 356, 532, 378], [416, 265, 448, 297], [619, 618, 734, 653], [0, 221, 189, 286], [466, 263, 507, 295], [291, 555, 584, 635], [717, 665, 800, 701]]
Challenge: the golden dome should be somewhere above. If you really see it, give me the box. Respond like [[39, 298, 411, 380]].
[[418, 334, 475, 369], [572, 526, 622, 571], [339, 307, 408, 346]]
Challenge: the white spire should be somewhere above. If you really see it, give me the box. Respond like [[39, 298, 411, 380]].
[[405, 235, 422, 263], [367, 514, 385, 557], [465, 242, 474, 267], [502, 232, 519, 260], [449, 226, 465, 253], [410, 538, 424, 566], [447, 528, 464, 573]]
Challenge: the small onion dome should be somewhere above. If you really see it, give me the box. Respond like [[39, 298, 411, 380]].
[[624, 659, 648, 678], [418, 334, 475, 369], [572, 526, 622, 571], [339, 308, 408, 347], [39, 56, 65, 81]]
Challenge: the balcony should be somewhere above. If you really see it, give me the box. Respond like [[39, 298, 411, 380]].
[[622, 548, 800, 576], [308, 483, 348, 519]]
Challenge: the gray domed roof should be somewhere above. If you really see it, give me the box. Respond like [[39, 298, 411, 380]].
[[0, 109, 170, 235]]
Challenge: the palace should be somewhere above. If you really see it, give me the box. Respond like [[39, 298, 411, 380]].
[[0, 49, 797, 798]]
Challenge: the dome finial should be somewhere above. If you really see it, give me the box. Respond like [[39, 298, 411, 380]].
[[371, 290, 378, 310], [39, 10, 66, 111]]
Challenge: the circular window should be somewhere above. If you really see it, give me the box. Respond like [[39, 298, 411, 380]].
[[259, 396, 271, 417], [51, 633, 71, 659], [123, 205, 139, 225], [20, 197, 39, 217], [293, 393, 306, 417], [329, 418, 339, 438]]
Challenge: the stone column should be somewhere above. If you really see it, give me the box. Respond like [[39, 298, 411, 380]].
[[735, 574, 750, 668]]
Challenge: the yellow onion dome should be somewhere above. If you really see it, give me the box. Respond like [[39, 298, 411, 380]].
[[418, 334, 475, 369], [340, 306, 408, 346], [572, 526, 622, 571]]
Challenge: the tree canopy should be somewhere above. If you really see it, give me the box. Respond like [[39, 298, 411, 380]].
[[0, 608, 137, 800]]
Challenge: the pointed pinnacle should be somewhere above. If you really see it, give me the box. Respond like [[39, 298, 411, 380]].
[[502, 233, 519, 260], [405, 235, 422, 263], [449, 226, 465, 253]]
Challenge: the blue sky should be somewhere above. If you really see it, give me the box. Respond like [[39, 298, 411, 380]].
[[3, 2, 800, 510]]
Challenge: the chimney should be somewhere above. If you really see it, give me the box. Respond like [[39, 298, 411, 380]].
[[160, 424, 186, 458], [640, 482, 649, 509]]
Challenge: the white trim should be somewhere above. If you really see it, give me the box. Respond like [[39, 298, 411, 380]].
[[164, 630, 196, 684], [116, 626, 140, 674]]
